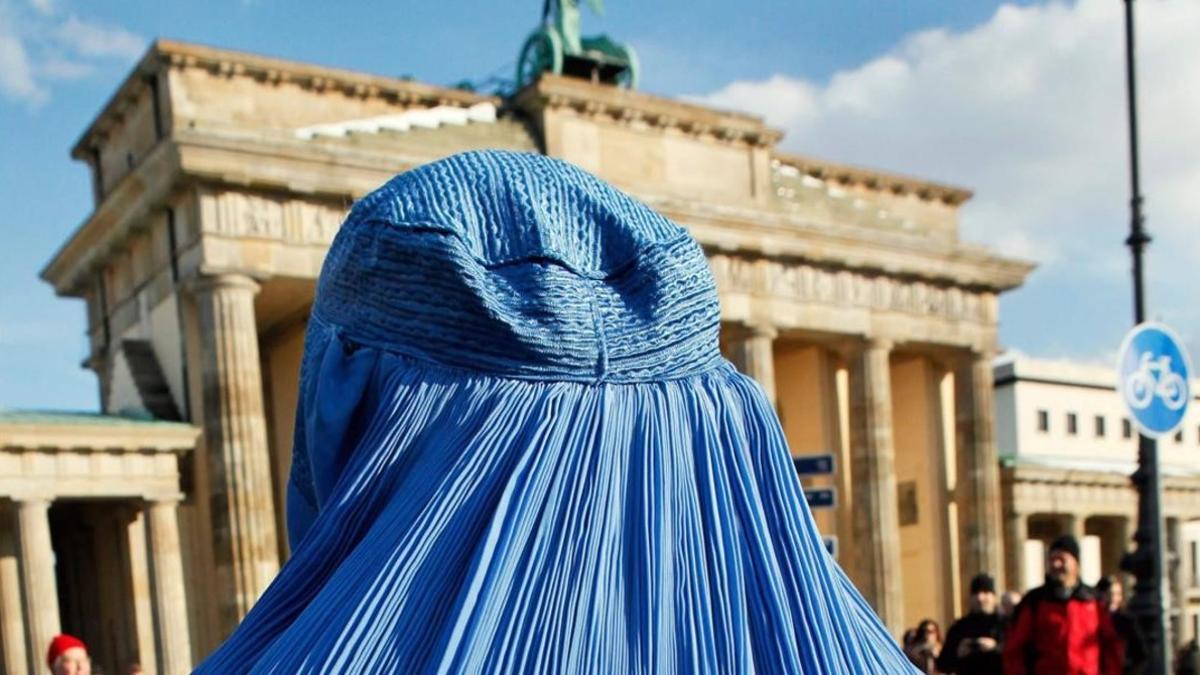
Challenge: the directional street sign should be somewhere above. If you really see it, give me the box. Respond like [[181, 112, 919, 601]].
[[793, 453, 835, 477], [1117, 322, 1193, 438], [822, 536, 838, 559], [804, 487, 837, 510]]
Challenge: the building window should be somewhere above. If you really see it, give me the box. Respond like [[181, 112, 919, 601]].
[[1037, 410, 1049, 433], [1095, 415, 1106, 438], [1123, 418, 1133, 439], [1067, 413, 1078, 436], [1176, 429, 1184, 444]]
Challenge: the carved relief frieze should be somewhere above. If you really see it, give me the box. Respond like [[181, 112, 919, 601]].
[[709, 252, 996, 325], [200, 190, 346, 246]]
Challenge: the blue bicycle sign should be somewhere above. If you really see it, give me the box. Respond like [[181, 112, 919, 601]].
[[1117, 322, 1193, 438]]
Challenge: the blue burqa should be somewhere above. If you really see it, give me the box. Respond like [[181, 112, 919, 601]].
[[196, 150, 915, 673]]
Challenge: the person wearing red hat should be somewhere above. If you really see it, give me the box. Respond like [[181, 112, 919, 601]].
[[46, 634, 90, 675]]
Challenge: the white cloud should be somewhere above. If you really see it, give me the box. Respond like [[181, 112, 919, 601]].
[[0, 1, 144, 105], [694, 0, 1200, 362], [0, 25, 47, 104], [55, 15, 143, 61], [38, 55, 92, 79]]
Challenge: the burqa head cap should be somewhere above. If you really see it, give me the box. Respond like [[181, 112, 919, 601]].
[[313, 150, 723, 382]]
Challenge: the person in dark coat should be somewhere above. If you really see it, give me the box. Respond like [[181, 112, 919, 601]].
[[1176, 639, 1200, 675], [1095, 575, 1145, 675], [937, 572, 1004, 674], [1002, 535, 1123, 675]]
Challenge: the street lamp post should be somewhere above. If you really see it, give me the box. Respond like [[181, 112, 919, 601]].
[[1118, 1, 1170, 673]]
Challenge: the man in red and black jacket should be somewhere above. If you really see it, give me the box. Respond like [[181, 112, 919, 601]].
[[1003, 535, 1124, 675]]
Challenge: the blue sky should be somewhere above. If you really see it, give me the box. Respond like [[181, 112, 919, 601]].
[[1, 0, 1196, 411]]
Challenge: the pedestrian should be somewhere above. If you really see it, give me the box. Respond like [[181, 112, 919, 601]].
[[1095, 575, 1145, 674], [46, 634, 91, 675], [937, 572, 1004, 674], [1177, 639, 1200, 675], [1002, 535, 1123, 674], [906, 618, 942, 673]]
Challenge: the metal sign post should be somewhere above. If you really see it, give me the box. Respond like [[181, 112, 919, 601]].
[[1118, 323, 1193, 675], [1118, 3, 1180, 672]]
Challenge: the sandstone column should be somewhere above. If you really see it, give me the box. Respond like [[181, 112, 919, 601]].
[[726, 324, 778, 407], [1004, 510, 1028, 592], [16, 499, 60, 674], [1169, 516, 1186, 649], [124, 507, 157, 675], [847, 338, 904, 634], [147, 498, 193, 673], [189, 273, 279, 630], [955, 351, 1005, 588], [0, 507, 27, 675]]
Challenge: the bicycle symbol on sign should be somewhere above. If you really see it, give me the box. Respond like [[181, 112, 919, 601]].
[[1124, 351, 1188, 411]]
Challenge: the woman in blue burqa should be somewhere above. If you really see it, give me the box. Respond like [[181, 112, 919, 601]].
[[197, 150, 915, 673]]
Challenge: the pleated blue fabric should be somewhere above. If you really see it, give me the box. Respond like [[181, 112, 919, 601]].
[[195, 150, 915, 673]]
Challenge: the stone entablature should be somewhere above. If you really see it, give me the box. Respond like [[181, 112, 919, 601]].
[[652, 196, 1029, 290], [711, 254, 997, 324], [710, 253, 998, 352], [1003, 464, 1200, 518], [0, 413, 197, 501], [196, 188, 344, 246]]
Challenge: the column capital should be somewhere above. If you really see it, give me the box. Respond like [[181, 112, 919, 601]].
[[865, 336, 894, 352], [723, 322, 777, 406], [142, 493, 185, 506], [184, 272, 261, 296], [831, 336, 893, 360], [974, 347, 999, 362], [960, 347, 998, 367], [728, 321, 778, 342]]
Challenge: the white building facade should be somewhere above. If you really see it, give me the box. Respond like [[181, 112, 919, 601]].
[[995, 355, 1200, 644]]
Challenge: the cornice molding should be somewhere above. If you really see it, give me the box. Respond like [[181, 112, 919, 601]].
[[514, 74, 784, 148], [0, 421, 198, 453], [647, 195, 1034, 292], [773, 152, 973, 206], [72, 39, 498, 159]]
